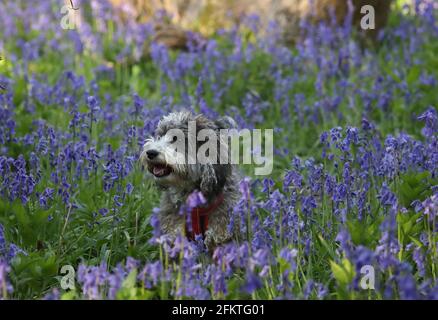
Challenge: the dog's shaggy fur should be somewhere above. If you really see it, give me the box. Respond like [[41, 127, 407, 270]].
[[140, 111, 241, 249]]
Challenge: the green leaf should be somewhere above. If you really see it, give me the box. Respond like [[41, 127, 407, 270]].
[[330, 259, 355, 286], [317, 234, 337, 260], [61, 290, 77, 300], [121, 269, 138, 289]]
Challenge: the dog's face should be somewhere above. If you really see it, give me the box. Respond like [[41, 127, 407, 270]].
[[140, 111, 236, 197]]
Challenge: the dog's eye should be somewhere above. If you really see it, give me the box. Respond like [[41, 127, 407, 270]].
[[171, 136, 178, 142]]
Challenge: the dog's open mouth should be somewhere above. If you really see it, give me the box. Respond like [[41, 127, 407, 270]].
[[148, 163, 173, 178]]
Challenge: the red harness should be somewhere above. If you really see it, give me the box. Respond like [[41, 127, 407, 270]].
[[185, 193, 224, 240]]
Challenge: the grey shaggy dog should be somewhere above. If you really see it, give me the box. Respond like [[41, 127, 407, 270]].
[[140, 111, 241, 249]]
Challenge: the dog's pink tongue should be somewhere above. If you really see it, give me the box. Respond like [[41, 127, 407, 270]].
[[153, 166, 165, 176]]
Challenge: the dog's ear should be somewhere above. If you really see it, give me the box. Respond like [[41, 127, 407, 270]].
[[215, 116, 237, 130], [200, 164, 230, 198], [198, 114, 233, 198]]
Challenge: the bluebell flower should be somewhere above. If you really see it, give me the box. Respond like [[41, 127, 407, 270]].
[[77, 262, 109, 300], [417, 106, 437, 138], [241, 271, 262, 294], [0, 259, 13, 298], [397, 274, 418, 300], [335, 229, 352, 258]]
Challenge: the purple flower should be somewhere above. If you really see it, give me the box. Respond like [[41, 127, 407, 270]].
[[279, 247, 298, 272], [0, 225, 6, 257], [139, 261, 162, 289], [107, 264, 125, 300], [397, 274, 418, 300], [211, 265, 227, 295], [186, 190, 207, 209], [125, 183, 133, 195], [43, 288, 60, 300], [378, 183, 398, 207], [149, 207, 162, 243], [77, 263, 109, 300], [421, 194, 437, 221], [239, 177, 252, 201], [0, 224, 26, 262], [39, 187, 54, 208], [261, 178, 274, 193], [241, 271, 262, 294], [417, 106, 437, 137], [0, 259, 13, 298], [7, 244, 27, 260], [412, 247, 426, 277], [301, 195, 317, 216], [113, 195, 123, 207], [335, 229, 352, 258], [283, 170, 303, 190]]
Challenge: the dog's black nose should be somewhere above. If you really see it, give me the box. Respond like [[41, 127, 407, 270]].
[[146, 149, 159, 160]]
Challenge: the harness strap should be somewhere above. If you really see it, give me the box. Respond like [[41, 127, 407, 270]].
[[186, 193, 225, 240]]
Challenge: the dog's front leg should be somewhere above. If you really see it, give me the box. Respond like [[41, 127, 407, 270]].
[[203, 214, 233, 251], [159, 213, 185, 239]]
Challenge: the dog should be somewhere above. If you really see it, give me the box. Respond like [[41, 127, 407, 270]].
[[140, 111, 241, 250]]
